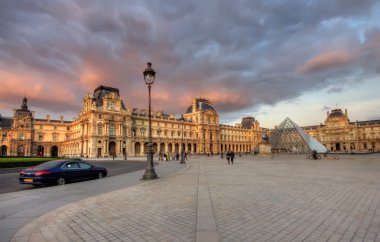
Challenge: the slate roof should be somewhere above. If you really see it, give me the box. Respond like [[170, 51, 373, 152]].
[[0, 116, 13, 129], [185, 100, 216, 114], [93, 85, 126, 110]]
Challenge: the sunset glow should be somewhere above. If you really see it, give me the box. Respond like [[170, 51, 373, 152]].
[[1, 1, 379, 127]]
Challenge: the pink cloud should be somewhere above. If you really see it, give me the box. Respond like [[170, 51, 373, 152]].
[[296, 50, 355, 74], [79, 66, 105, 91], [0, 70, 77, 106]]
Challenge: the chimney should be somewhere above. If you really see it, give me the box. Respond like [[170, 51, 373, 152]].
[[60, 116, 64, 123], [46, 115, 50, 122], [192, 98, 197, 112], [345, 109, 348, 117]]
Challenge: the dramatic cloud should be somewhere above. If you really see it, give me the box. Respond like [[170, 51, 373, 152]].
[[296, 50, 355, 74], [0, 0, 379, 123]]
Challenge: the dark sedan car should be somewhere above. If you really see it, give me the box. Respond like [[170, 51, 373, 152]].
[[19, 160, 107, 186]]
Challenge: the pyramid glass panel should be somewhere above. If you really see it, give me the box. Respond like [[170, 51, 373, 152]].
[[269, 117, 327, 153]]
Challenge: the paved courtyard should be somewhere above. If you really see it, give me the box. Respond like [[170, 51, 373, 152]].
[[10, 154, 380, 242]]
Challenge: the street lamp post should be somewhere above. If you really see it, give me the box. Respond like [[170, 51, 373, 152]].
[[142, 62, 158, 180], [180, 115, 185, 164]]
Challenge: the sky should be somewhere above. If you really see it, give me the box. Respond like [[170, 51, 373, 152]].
[[1, 0, 380, 128]]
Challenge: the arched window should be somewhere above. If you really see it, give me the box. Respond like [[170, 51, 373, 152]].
[[110, 124, 116, 136], [52, 133, 58, 142], [98, 124, 102, 135], [19, 132, 24, 141], [132, 128, 136, 137], [2, 132, 7, 141]]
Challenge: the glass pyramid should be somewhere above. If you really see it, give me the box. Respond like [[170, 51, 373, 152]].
[[269, 117, 327, 153]]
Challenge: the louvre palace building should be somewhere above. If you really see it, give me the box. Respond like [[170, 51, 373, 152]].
[[1, 85, 379, 157], [0, 86, 262, 158], [303, 109, 380, 152]]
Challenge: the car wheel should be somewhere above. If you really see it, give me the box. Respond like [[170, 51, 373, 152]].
[[97, 172, 104, 179], [57, 177, 66, 185]]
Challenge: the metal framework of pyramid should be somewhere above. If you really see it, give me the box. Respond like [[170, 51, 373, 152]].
[[269, 117, 327, 153]]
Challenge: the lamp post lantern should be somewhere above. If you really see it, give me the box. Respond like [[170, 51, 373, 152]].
[[142, 62, 158, 180], [180, 115, 185, 164]]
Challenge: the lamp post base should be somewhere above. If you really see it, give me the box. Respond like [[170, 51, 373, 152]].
[[142, 148, 158, 180], [142, 168, 158, 180]]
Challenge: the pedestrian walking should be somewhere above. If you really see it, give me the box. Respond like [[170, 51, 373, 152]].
[[226, 151, 231, 164], [230, 151, 235, 164]]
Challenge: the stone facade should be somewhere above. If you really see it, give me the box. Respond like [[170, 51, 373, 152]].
[[303, 109, 380, 152], [0, 86, 262, 158], [0, 97, 70, 157]]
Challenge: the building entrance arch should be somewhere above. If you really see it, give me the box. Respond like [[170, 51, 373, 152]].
[[109, 141, 116, 156], [51, 146, 58, 157], [335, 143, 341, 151], [18, 145, 24, 156], [135, 142, 141, 155], [160, 143, 165, 153], [1, 145, 7, 156], [37, 145, 44, 157]]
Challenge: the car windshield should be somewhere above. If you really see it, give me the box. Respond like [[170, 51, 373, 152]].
[[34, 161, 63, 170]]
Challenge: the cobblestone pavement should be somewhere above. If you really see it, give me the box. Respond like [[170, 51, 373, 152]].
[[11, 154, 380, 242]]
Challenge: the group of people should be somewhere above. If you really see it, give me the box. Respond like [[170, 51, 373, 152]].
[[158, 152, 188, 161]]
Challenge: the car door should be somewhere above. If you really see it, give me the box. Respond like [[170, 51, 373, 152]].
[[78, 162, 94, 179], [62, 162, 81, 181]]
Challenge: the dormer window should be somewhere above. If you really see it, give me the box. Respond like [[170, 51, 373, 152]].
[[19, 132, 24, 141], [107, 100, 115, 111], [2, 132, 7, 141]]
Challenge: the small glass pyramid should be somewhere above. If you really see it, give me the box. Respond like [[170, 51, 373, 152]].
[[269, 117, 327, 153]]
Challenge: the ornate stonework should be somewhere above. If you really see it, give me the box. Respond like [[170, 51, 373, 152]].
[[0, 86, 262, 158]]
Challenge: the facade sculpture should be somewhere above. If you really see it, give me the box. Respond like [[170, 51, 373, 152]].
[[0, 86, 262, 158]]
